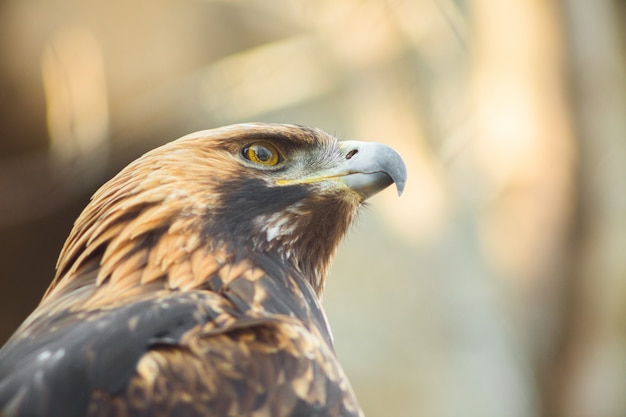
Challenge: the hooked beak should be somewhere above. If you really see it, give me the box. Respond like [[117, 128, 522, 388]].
[[334, 141, 406, 199], [277, 140, 406, 200]]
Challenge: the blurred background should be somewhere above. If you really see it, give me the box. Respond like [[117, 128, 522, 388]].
[[0, 0, 625, 416]]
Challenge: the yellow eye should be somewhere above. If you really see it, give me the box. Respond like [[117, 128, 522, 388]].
[[242, 142, 283, 166]]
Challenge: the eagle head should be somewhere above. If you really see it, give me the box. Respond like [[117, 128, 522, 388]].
[[51, 123, 406, 299]]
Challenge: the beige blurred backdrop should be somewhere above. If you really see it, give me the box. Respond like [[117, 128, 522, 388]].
[[1, 1, 625, 416]]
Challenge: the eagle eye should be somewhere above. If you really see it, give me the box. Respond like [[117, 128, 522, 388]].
[[242, 142, 283, 166]]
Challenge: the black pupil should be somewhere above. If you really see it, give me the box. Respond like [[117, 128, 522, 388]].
[[254, 145, 272, 162]]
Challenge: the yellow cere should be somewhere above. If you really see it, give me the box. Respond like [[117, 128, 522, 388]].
[[276, 174, 347, 186]]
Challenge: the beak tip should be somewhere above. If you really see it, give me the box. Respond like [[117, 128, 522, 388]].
[[392, 173, 406, 196], [391, 161, 407, 197]]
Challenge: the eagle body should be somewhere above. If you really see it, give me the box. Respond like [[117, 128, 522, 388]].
[[0, 124, 406, 417]]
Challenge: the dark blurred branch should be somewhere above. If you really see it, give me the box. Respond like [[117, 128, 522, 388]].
[[554, 1, 626, 416]]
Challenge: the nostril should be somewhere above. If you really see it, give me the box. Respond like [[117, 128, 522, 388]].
[[346, 149, 358, 160]]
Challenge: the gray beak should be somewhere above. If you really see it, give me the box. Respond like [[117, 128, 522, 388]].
[[336, 141, 407, 199]]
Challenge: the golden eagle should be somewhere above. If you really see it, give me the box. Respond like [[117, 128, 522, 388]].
[[0, 123, 406, 417]]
